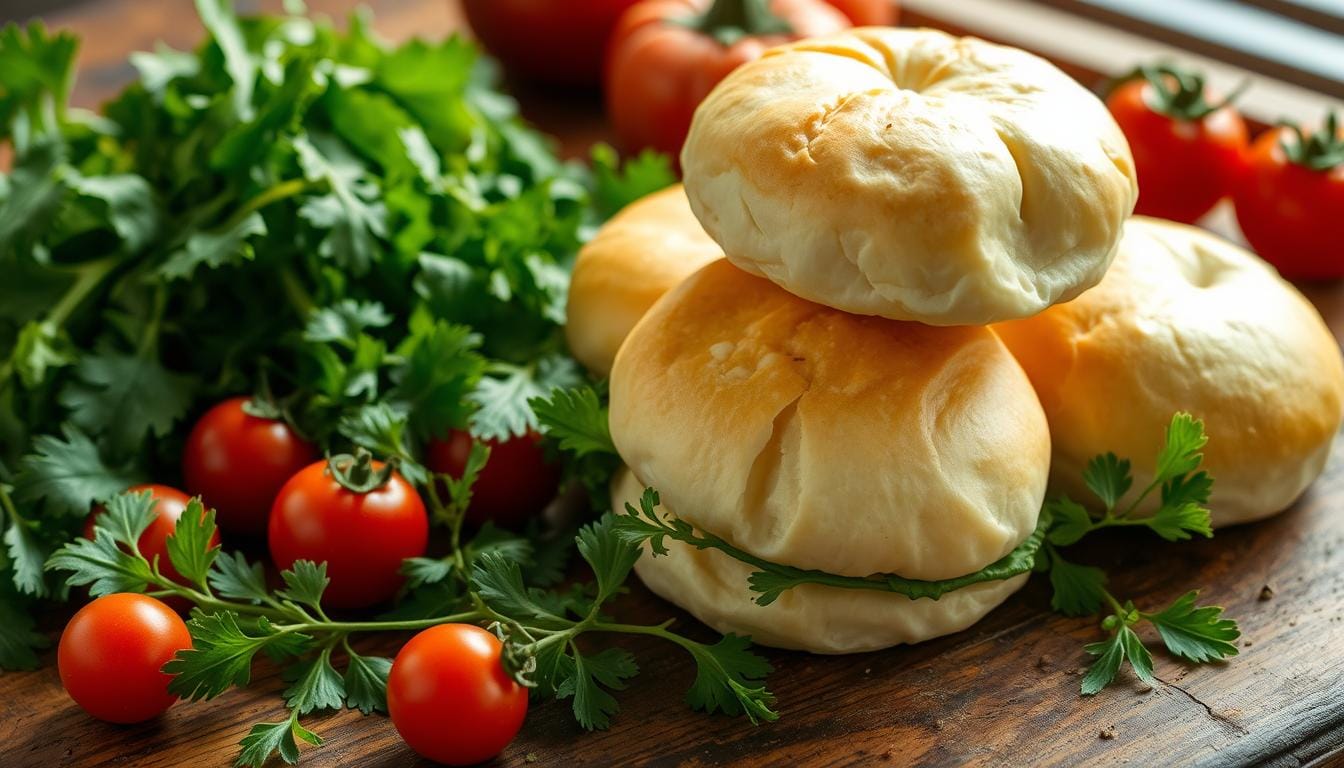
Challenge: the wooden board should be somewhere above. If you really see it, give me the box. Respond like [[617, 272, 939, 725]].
[[4, 2, 1344, 766]]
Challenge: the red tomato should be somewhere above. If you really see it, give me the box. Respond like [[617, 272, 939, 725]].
[[85, 484, 220, 600], [1233, 117, 1344, 280], [183, 397, 317, 538], [58, 593, 191, 724], [605, 0, 850, 160], [388, 624, 528, 765], [461, 0, 641, 88], [1106, 68, 1248, 223], [824, 0, 897, 25], [268, 455, 428, 610], [426, 430, 560, 529]]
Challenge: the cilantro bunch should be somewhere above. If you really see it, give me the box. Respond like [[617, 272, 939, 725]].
[[0, 0, 672, 673]]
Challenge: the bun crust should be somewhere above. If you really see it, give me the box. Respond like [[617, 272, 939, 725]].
[[609, 260, 1050, 580], [995, 217, 1344, 526], [681, 27, 1137, 325], [613, 471, 1028, 653], [566, 185, 723, 375]]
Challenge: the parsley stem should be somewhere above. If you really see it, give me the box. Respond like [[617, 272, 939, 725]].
[[1101, 589, 1126, 616], [279, 612, 483, 635]]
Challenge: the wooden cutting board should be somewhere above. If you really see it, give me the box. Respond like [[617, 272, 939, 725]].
[[3, 1, 1343, 766]]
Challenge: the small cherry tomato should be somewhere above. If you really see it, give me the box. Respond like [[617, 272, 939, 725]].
[[84, 485, 220, 608], [268, 453, 429, 610], [1106, 65, 1248, 223], [427, 430, 560, 529], [388, 624, 528, 765], [183, 397, 317, 538], [1233, 113, 1344, 280], [824, 0, 897, 26], [605, 0, 850, 160], [58, 593, 191, 724], [461, 0, 641, 89]]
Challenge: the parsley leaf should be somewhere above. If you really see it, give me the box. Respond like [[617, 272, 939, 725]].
[[1082, 453, 1132, 511], [1145, 591, 1240, 663], [276, 560, 329, 612], [556, 646, 639, 730], [1155, 412, 1208, 481], [283, 649, 346, 715], [684, 634, 778, 723], [576, 514, 641, 605], [1046, 550, 1107, 617], [531, 385, 617, 457], [58, 348, 197, 458], [341, 649, 392, 715], [210, 550, 271, 604], [166, 613, 313, 701], [469, 356, 582, 442], [0, 587, 47, 670], [165, 498, 219, 589], [12, 425, 142, 518], [588, 143, 677, 219], [236, 714, 322, 768]]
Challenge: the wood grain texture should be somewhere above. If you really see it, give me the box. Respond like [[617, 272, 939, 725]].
[[4, 1, 1344, 766]]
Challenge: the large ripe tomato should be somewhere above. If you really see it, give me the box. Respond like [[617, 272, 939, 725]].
[[426, 430, 560, 529], [1233, 115, 1344, 280], [268, 454, 428, 610], [58, 593, 191, 724], [388, 624, 528, 766], [183, 397, 317, 538], [461, 0, 641, 88], [1106, 65, 1248, 223], [84, 484, 221, 591], [606, 0, 850, 160], [824, 0, 897, 25]]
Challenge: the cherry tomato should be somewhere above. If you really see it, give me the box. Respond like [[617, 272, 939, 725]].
[[1106, 66, 1248, 223], [84, 484, 221, 596], [388, 624, 528, 766], [58, 593, 191, 724], [427, 430, 560, 529], [824, 0, 897, 25], [461, 0, 641, 89], [268, 455, 428, 610], [183, 397, 317, 538], [1233, 115, 1344, 280], [606, 0, 850, 160]]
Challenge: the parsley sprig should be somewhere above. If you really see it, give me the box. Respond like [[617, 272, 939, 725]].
[[47, 467, 777, 765], [535, 384, 1242, 699]]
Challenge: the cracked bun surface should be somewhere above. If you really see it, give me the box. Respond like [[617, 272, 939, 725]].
[[609, 260, 1050, 583], [680, 27, 1137, 326], [611, 470, 1030, 653], [995, 217, 1344, 526], [566, 184, 723, 375]]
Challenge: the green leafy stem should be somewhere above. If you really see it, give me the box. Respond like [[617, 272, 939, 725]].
[[615, 487, 1050, 606]]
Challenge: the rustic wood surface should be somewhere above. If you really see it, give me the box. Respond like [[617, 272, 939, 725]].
[[3, 1, 1344, 767]]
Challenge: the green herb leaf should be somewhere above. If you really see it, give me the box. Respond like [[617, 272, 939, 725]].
[[469, 356, 582, 442], [166, 613, 312, 701], [0, 589, 48, 670], [303, 300, 392, 344], [1047, 551, 1108, 617], [588, 143, 676, 219], [235, 714, 321, 768], [283, 650, 346, 714], [557, 646, 639, 730], [1082, 453, 1131, 511], [159, 212, 267, 280], [1154, 412, 1207, 482], [576, 514, 641, 606], [1045, 496, 1094, 547], [1146, 591, 1240, 663], [684, 634, 777, 723], [342, 649, 392, 714], [59, 349, 197, 458], [276, 560, 329, 610], [531, 385, 617, 457], [209, 550, 271, 604], [13, 425, 141, 518], [165, 498, 219, 589]]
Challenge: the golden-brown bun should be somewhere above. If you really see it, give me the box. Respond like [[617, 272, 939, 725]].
[[995, 217, 1344, 526], [610, 260, 1050, 582], [612, 470, 1028, 654], [681, 28, 1137, 325], [565, 185, 722, 375]]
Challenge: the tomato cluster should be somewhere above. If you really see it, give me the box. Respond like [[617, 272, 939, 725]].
[[58, 397, 557, 763], [1106, 65, 1342, 279]]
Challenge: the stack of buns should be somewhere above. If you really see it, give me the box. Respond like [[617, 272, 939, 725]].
[[566, 28, 1344, 653]]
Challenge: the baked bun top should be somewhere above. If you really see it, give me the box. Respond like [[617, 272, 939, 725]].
[[609, 260, 1050, 580], [995, 217, 1344, 526], [565, 185, 723, 375], [681, 27, 1137, 326]]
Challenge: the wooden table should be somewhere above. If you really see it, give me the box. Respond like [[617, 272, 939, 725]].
[[3, 2, 1344, 766]]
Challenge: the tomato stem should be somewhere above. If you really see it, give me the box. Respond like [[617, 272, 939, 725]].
[[672, 0, 794, 47]]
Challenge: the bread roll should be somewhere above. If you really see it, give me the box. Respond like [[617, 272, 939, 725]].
[[995, 217, 1344, 526], [681, 28, 1137, 326], [566, 185, 722, 375], [610, 260, 1050, 583], [612, 470, 1029, 654]]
